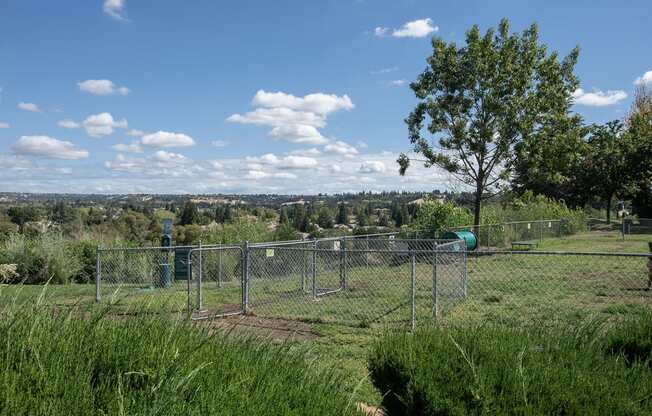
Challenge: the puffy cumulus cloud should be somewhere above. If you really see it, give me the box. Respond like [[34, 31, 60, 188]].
[[227, 90, 353, 145], [17, 102, 40, 112], [83, 112, 128, 137], [11, 136, 89, 160], [245, 170, 298, 180], [112, 141, 143, 153], [269, 124, 328, 145], [149, 150, 192, 165], [252, 90, 354, 115], [58, 119, 80, 129], [290, 147, 322, 157], [358, 161, 386, 173], [323, 140, 359, 158], [103, 0, 128, 21], [572, 88, 627, 107], [0, 122, 9, 129], [375, 18, 438, 38], [78, 79, 130, 96], [246, 153, 318, 169], [104, 153, 145, 173], [634, 70, 652, 86], [140, 131, 195, 148]]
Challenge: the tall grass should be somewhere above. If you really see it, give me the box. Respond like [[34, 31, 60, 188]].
[[369, 315, 652, 415], [0, 296, 363, 415]]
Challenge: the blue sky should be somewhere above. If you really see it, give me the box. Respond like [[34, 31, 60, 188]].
[[0, 0, 650, 194]]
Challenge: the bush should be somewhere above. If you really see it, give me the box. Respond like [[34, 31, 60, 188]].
[[411, 200, 473, 238], [0, 233, 81, 284], [66, 240, 99, 283], [0, 302, 361, 415], [369, 321, 652, 415]]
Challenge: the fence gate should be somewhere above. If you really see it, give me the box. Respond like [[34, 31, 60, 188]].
[[188, 246, 244, 319]]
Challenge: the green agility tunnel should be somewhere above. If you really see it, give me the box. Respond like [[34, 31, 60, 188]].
[[441, 230, 478, 251]]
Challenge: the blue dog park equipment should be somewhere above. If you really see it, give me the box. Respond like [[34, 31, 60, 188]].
[[441, 230, 478, 251]]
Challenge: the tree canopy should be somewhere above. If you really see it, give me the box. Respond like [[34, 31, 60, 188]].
[[399, 18, 580, 227]]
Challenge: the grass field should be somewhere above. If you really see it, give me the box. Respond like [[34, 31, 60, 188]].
[[2, 230, 651, 409]]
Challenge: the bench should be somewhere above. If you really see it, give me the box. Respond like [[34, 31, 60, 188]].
[[511, 240, 539, 251]]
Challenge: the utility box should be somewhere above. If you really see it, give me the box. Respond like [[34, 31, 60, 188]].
[[174, 248, 191, 281]]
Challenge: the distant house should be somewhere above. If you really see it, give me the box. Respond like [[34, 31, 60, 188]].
[[280, 200, 308, 207], [408, 196, 445, 207]]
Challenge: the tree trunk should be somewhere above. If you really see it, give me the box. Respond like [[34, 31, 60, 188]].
[[606, 194, 612, 224], [473, 182, 482, 235]]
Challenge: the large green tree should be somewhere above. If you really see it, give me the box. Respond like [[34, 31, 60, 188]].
[[398, 18, 580, 227], [625, 86, 652, 217], [584, 120, 638, 223]]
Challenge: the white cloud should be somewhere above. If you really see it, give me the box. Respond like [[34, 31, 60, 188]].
[[82, 112, 128, 137], [127, 129, 145, 137], [374, 27, 389, 37], [11, 136, 89, 160], [140, 131, 195, 148], [104, 153, 145, 173], [634, 70, 652, 86], [78, 79, 130, 96], [269, 124, 328, 145], [358, 160, 386, 173], [370, 67, 398, 75], [211, 140, 230, 147], [375, 18, 438, 39], [0, 155, 33, 170], [246, 153, 318, 169], [103, 0, 128, 21], [17, 102, 40, 112], [112, 141, 144, 153], [0, 122, 9, 129], [324, 140, 359, 158], [390, 79, 407, 86], [572, 88, 627, 106], [149, 150, 192, 165], [252, 90, 354, 114], [392, 18, 438, 38], [290, 147, 322, 157], [227, 90, 353, 145], [58, 119, 80, 129], [356, 141, 368, 149]]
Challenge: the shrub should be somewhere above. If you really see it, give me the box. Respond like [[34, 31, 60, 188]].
[[66, 240, 100, 283], [0, 233, 81, 284], [412, 200, 473, 238], [369, 322, 652, 415]]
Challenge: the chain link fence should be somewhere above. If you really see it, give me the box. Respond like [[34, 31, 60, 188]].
[[96, 232, 652, 328]]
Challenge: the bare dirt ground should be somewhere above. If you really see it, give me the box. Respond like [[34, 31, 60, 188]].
[[193, 312, 321, 342]]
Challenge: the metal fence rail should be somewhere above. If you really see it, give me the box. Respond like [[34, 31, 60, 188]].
[[95, 232, 652, 328]]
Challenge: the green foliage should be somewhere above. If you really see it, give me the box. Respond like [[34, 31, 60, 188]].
[[369, 319, 652, 415], [337, 203, 348, 225], [400, 18, 580, 226], [274, 222, 300, 241], [178, 200, 200, 225], [412, 200, 472, 238], [0, 303, 361, 415], [317, 207, 334, 229], [7, 206, 40, 230], [0, 233, 82, 284]]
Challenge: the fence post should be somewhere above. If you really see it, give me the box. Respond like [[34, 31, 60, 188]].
[[462, 246, 468, 299], [217, 246, 222, 288], [95, 246, 101, 302], [432, 248, 438, 319], [411, 251, 417, 330], [242, 241, 250, 314], [340, 236, 347, 290], [312, 239, 317, 300], [301, 242, 306, 292], [197, 240, 203, 311], [186, 249, 192, 316]]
